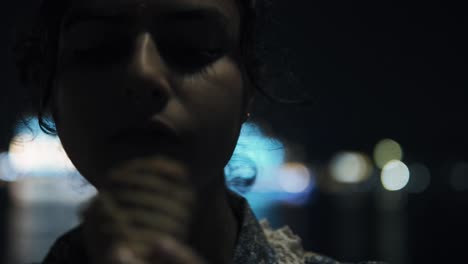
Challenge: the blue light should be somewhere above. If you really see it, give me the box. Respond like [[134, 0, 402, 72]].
[[226, 123, 317, 211], [226, 123, 285, 189], [231, 122, 285, 168], [226, 122, 288, 209], [7, 119, 312, 210]]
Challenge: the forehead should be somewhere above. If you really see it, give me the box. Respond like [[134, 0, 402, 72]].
[[65, 0, 240, 30]]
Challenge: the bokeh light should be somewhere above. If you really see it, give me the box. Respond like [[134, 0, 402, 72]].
[[374, 139, 403, 169], [450, 162, 468, 191], [330, 152, 373, 184], [406, 163, 431, 193], [229, 122, 285, 192], [227, 122, 286, 209], [381, 160, 410, 191], [8, 119, 76, 178], [278, 163, 312, 193], [0, 152, 15, 181]]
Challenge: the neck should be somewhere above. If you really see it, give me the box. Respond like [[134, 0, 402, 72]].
[[188, 175, 239, 264]]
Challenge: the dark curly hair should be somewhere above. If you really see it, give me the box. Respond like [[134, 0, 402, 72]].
[[13, 0, 278, 135]]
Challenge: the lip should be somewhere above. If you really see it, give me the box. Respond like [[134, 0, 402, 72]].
[[110, 118, 179, 145]]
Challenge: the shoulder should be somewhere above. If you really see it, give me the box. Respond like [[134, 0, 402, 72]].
[[41, 225, 88, 264], [260, 219, 386, 264], [260, 219, 336, 264]]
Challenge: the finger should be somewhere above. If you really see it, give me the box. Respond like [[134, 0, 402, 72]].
[[113, 189, 191, 224], [123, 208, 186, 239], [81, 193, 123, 226], [122, 228, 167, 258], [110, 156, 189, 184], [108, 170, 195, 206], [81, 192, 135, 241]]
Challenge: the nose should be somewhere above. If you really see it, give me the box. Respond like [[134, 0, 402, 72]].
[[126, 32, 171, 114]]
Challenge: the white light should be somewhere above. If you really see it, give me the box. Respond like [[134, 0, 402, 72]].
[[7, 117, 76, 177], [9, 177, 97, 206], [330, 152, 372, 183], [374, 139, 403, 169], [381, 160, 410, 191], [1, 152, 21, 182], [0, 152, 14, 181], [278, 163, 311, 193], [8, 134, 76, 176]]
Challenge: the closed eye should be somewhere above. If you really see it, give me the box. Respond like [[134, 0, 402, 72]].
[[158, 45, 226, 74]]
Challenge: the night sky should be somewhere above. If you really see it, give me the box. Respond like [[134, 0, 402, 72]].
[[1, 1, 467, 263]]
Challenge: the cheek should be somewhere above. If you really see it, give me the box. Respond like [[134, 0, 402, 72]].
[[179, 58, 245, 169], [188, 60, 244, 122], [53, 69, 125, 185], [54, 69, 112, 146]]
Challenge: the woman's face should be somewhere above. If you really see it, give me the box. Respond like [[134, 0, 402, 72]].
[[53, 0, 252, 189]]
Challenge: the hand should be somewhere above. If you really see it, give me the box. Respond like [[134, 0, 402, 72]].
[[109, 235, 206, 264], [81, 156, 205, 264]]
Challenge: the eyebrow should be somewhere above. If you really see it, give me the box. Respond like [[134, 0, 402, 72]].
[[63, 6, 230, 31]]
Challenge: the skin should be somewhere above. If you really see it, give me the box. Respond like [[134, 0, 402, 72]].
[[51, 0, 254, 263]]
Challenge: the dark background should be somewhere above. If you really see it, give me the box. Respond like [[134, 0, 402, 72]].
[[1, 1, 467, 263]]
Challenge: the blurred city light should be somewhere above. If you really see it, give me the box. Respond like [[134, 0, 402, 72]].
[[450, 162, 468, 191], [229, 123, 318, 207], [330, 152, 373, 184], [0, 152, 15, 181], [381, 160, 410, 191], [226, 122, 287, 209], [374, 139, 403, 169], [7, 118, 76, 178], [406, 163, 431, 193], [229, 122, 285, 192], [9, 177, 97, 206], [278, 163, 312, 193], [9, 135, 76, 177]]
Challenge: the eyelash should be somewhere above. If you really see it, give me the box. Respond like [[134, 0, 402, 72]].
[[194, 61, 215, 78], [159, 46, 224, 76], [71, 43, 225, 77]]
